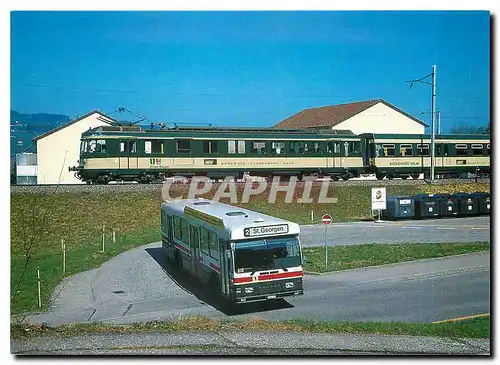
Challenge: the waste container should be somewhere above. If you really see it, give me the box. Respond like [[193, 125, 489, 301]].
[[413, 194, 440, 219], [383, 196, 414, 220], [452, 193, 479, 216], [433, 193, 459, 217], [470, 192, 490, 215]]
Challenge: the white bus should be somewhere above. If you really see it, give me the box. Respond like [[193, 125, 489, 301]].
[[160, 198, 304, 303]]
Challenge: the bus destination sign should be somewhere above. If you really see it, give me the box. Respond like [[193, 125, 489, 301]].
[[244, 224, 289, 237]]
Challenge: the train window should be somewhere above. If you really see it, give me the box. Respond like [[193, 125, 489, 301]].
[[181, 219, 190, 245], [89, 140, 97, 153], [176, 139, 191, 154], [209, 231, 219, 260], [203, 140, 218, 154], [487, 144, 490, 155], [271, 141, 285, 154], [145, 140, 164, 154], [237, 141, 246, 154], [289, 141, 304, 154], [120, 141, 127, 153], [173, 216, 182, 241], [455, 144, 467, 156], [96, 140, 106, 153], [200, 227, 210, 255], [348, 141, 360, 154], [400, 144, 413, 156], [472, 144, 483, 155], [444, 144, 449, 156], [417, 144, 430, 156], [228, 141, 236, 154], [129, 141, 137, 154], [80, 141, 88, 153], [252, 141, 267, 154], [382, 144, 395, 156]]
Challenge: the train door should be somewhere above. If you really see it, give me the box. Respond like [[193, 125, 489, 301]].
[[118, 140, 138, 169], [189, 225, 199, 276], [128, 139, 138, 169], [333, 141, 342, 168]]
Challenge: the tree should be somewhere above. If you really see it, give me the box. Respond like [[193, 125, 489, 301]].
[[450, 123, 489, 134]]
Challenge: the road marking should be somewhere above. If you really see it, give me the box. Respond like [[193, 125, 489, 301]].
[[432, 313, 490, 324], [436, 227, 455, 230], [470, 227, 489, 230], [401, 226, 421, 229]]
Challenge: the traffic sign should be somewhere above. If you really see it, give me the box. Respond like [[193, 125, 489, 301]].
[[371, 187, 387, 210], [322, 214, 332, 225]]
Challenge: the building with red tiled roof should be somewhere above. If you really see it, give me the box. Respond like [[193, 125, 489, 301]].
[[273, 99, 427, 135]]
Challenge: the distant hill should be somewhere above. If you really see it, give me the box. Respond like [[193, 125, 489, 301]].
[[10, 110, 71, 157]]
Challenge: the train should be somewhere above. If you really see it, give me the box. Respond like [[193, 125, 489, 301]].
[[69, 125, 490, 184]]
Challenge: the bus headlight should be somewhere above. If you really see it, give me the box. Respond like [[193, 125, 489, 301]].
[[236, 288, 242, 294], [244, 287, 254, 294], [285, 282, 294, 289]]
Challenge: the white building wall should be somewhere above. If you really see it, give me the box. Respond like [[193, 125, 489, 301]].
[[332, 102, 425, 135], [36, 113, 111, 184]]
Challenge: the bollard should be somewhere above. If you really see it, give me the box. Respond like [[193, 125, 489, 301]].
[[311, 210, 314, 222], [61, 238, 66, 274], [102, 225, 105, 252], [37, 267, 41, 308], [113, 230, 116, 245]]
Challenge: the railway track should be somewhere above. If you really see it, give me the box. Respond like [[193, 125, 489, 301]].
[[10, 177, 490, 194]]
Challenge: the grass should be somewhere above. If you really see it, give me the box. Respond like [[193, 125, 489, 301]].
[[302, 242, 490, 273], [11, 315, 490, 340], [10, 181, 489, 314]]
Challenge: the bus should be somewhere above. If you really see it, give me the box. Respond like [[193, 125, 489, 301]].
[[160, 198, 304, 303]]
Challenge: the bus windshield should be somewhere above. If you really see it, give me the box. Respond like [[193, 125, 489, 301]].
[[233, 236, 301, 273]]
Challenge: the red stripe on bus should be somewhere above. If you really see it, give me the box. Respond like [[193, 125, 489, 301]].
[[233, 271, 303, 284], [174, 243, 191, 254], [209, 262, 221, 273]]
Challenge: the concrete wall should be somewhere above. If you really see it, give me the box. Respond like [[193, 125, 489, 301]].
[[332, 102, 426, 135], [36, 113, 111, 184]]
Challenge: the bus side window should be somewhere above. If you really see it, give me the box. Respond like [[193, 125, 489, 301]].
[[209, 231, 219, 261], [200, 227, 210, 255], [173, 216, 182, 241], [181, 219, 190, 246]]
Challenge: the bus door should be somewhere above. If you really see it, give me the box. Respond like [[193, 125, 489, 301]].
[[219, 240, 232, 298], [189, 225, 199, 276]]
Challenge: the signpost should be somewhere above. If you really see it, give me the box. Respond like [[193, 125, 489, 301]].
[[371, 187, 387, 223], [322, 214, 332, 269]]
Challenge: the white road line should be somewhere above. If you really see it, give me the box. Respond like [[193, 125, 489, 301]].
[[436, 227, 455, 230]]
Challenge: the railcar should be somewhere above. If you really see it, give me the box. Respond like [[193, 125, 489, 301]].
[[362, 133, 490, 180], [70, 126, 364, 184]]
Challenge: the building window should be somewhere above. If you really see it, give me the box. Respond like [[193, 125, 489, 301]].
[[176, 139, 191, 154], [472, 144, 483, 155], [455, 144, 467, 156], [203, 140, 218, 154], [200, 227, 210, 255], [417, 144, 430, 156], [400, 144, 413, 156], [382, 144, 395, 156], [145, 140, 164, 154], [271, 141, 285, 154], [252, 141, 267, 154], [209, 231, 219, 260]]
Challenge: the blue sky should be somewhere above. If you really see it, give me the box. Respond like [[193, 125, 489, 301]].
[[10, 11, 490, 132]]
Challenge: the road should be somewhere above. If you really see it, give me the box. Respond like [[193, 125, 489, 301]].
[[300, 216, 490, 247], [23, 243, 490, 327]]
